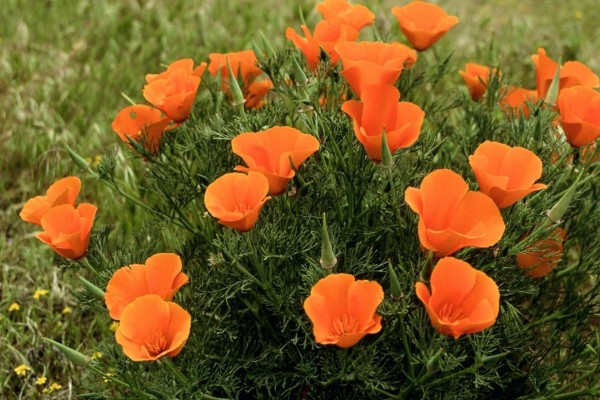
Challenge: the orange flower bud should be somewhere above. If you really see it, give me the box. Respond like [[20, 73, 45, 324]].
[[105, 253, 189, 320], [111, 105, 174, 153], [232, 126, 320, 195], [143, 58, 207, 122], [20, 177, 81, 226], [204, 172, 271, 231], [415, 257, 500, 339], [516, 227, 567, 278], [469, 141, 547, 209], [286, 19, 359, 70], [35, 203, 97, 260], [405, 169, 505, 257], [499, 86, 538, 118], [557, 86, 600, 147], [335, 40, 417, 97], [316, 0, 375, 31], [304, 273, 383, 348], [531, 48, 599, 100], [391, 1, 459, 51], [208, 50, 273, 109], [459, 63, 492, 101], [341, 85, 424, 162], [115, 295, 191, 361]]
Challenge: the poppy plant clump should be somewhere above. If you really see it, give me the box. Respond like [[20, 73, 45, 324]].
[[25, 0, 600, 398]]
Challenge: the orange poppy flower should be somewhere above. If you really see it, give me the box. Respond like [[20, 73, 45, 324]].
[[143, 58, 207, 122], [415, 257, 500, 339], [208, 50, 273, 109], [204, 172, 271, 231], [304, 273, 383, 348], [459, 63, 492, 101], [112, 105, 174, 153], [335, 41, 417, 97], [105, 253, 189, 320], [499, 86, 538, 118], [115, 294, 191, 361], [405, 169, 505, 257], [391, 1, 459, 51], [469, 141, 547, 209], [531, 48, 599, 99], [516, 227, 567, 278], [232, 126, 320, 194], [286, 19, 360, 70], [341, 85, 424, 162], [557, 86, 600, 147], [35, 203, 97, 260], [20, 176, 81, 226], [316, 0, 375, 31]]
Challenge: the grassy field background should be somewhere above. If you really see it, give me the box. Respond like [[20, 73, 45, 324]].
[[1, 0, 599, 397]]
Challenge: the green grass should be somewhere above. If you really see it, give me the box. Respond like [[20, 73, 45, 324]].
[[1, 0, 599, 397]]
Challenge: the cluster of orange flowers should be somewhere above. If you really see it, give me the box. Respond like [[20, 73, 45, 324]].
[[105, 253, 191, 361], [20, 177, 96, 260], [112, 51, 273, 154], [461, 49, 600, 148], [20, 0, 599, 362]]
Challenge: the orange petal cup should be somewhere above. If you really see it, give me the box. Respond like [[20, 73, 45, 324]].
[[316, 0, 375, 31], [391, 1, 459, 51], [143, 58, 207, 122], [405, 169, 505, 257], [531, 48, 599, 99], [499, 87, 538, 118], [36, 203, 97, 260], [232, 126, 320, 195], [557, 86, 600, 147], [459, 63, 492, 101], [112, 105, 174, 153], [20, 176, 81, 226], [304, 273, 383, 348], [204, 172, 271, 231], [416, 257, 500, 339], [115, 294, 191, 361], [469, 141, 547, 209], [286, 19, 359, 70], [341, 85, 424, 162], [105, 253, 189, 320], [516, 227, 567, 278], [208, 50, 273, 109], [335, 41, 417, 97]]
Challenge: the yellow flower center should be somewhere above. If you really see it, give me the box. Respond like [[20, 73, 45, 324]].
[[145, 330, 168, 355], [332, 314, 360, 336]]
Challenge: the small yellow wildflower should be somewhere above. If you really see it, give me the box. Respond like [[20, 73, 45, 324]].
[[9, 302, 20, 312], [0, 315, 3, 321], [14, 364, 31, 376], [574, 10, 583, 19], [110, 321, 119, 332], [36, 376, 47, 386], [33, 289, 49, 300], [90, 351, 103, 360], [103, 371, 115, 383], [62, 306, 73, 315], [46, 382, 62, 392]]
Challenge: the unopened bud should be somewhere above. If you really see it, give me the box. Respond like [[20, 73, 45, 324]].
[[66, 145, 95, 175], [319, 213, 337, 269], [226, 56, 245, 110], [380, 129, 394, 168], [426, 348, 444, 375], [259, 30, 277, 58], [388, 260, 402, 299], [544, 55, 562, 106], [547, 172, 581, 223], [43, 338, 90, 367]]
